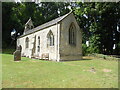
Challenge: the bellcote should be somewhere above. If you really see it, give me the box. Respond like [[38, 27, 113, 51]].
[[24, 17, 34, 34]]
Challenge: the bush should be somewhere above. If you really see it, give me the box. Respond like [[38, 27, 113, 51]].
[[82, 43, 100, 56], [82, 44, 88, 56], [2, 49, 16, 54]]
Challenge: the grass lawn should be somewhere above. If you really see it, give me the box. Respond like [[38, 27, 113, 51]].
[[2, 54, 118, 88]]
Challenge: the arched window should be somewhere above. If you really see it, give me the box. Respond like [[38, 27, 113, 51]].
[[69, 22, 76, 45], [25, 37, 29, 48], [38, 36, 40, 52], [38, 36, 40, 45], [47, 30, 54, 46]]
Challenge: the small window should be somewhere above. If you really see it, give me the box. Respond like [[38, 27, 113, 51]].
[[38, 36, 40, 52], [69, 22, 76, 45], [25, 37, 29, 48], [47, 30, 54, 46], [38, 46, 40, 52], [38, 36, 40, 45]]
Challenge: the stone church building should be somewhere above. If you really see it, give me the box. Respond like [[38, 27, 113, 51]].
[[17, 11, 82, 62]]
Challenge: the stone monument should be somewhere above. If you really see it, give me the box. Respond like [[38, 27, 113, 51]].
[[13, 45, 21, 61]]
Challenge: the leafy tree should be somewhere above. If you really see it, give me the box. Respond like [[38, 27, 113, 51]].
[[2, 2, 70, 49], [72, 2, 120, 55], [2, 2, 120, 55]]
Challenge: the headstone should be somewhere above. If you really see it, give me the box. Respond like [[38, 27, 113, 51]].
[[18, 45, 22, 52], [13, 46, 21, 61]]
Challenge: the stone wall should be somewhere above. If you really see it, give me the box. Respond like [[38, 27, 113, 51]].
[[17, 24, 60, 61], [59, 13, 82, 61]]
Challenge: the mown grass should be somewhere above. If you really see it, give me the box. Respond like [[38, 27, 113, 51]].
[[89, 53, 119, 61], [2, 54, 118, 88]]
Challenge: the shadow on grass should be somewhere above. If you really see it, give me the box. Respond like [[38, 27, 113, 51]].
[[82, 58, 92, 60], [60, 58, 92, 62], [19, 56, 92, 62]]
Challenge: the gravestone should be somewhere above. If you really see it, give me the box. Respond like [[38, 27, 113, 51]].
[[18, 45, 22, 52], [13, 46, 21, 61]]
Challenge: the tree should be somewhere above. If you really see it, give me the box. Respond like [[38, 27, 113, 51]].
[[3, 2, 120, 55], [72, 2, 120, 55], [2, 2, 71, 49]]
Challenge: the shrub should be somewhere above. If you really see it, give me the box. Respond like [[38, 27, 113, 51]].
[[2, 49, 15, 54], [82, 44, 88, 56], [82, 43, 100, 56]]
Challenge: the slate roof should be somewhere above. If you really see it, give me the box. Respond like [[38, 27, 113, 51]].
[[20, 11, 72, 38]]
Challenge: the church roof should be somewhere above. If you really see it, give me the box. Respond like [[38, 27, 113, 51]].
[[20, 11, 72, 37]]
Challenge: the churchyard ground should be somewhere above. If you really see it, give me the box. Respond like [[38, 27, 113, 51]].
[[1, 53, 118, 88]]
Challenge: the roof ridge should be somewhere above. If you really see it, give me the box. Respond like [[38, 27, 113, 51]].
[[20, 11, 73, 37], [32, 11, 72, 30], [37, 10, 73, 27]]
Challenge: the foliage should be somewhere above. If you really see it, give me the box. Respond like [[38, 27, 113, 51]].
[[72, 2, 120, 55], [2, 2, 120, 55], [82, 44, 88, 56], [2, 2, 70, 48], [2, 54, 118, 88], [2, 49, 16, 54]]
